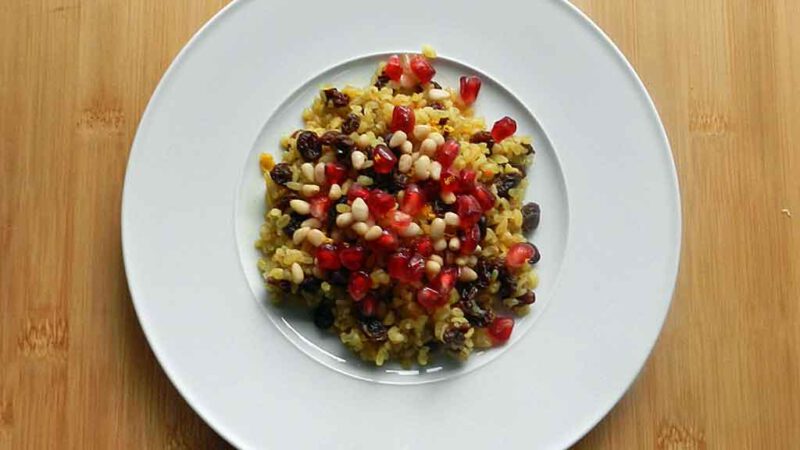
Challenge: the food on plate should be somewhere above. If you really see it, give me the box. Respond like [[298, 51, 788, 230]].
[[256, 49, 540, 367]]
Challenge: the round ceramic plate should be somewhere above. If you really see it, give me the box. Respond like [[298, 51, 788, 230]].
[[122, 1, 681, 449]]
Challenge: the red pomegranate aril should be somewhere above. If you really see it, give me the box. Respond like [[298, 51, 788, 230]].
[[431, 266, 459, 294], [309, 196, 331, 220], [338, 245, 366, 271], [491, 116, 517, 142], [348, 271, 371, 301], [506, 242, 536, 269], [400, 184, 426, 216], [417, 287, 442, 312], [384, 55, 403, 81], [459, 75, 482, 106], [359, 295, 378, 317], [316, 244, 341, 270], [456, 194, 483, 227], [387, 250, 411, 281], [390, 105, 415, 134], [440, 168, 462, 194], [372, 145, 397, 174], [325, 162, 348, 186], [375, 229, 399, 252], [347, 183, 370, 202], [460, 223, 481, 255], [367, 189, 395, 216], [409, 55, 436, 84], [488, 317, 514, 343], [413, 237, 434, 257], [473, 184, 496, 211], [459, 169, 477, 190], [388, 210, 412, 231], [436, 139, 460, 168], [406, 253, 426, 283]]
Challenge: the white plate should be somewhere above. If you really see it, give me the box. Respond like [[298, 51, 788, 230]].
[[122, 1, 681, 449]]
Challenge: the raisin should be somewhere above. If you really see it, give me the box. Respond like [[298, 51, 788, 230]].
[[268, 277, 292, 293], [494, 173, 523, 199], [520, 142, 535, 154], [458, 283, 479, 302], [516, 291, 536, 306], [320, 131, 340, 147], [374, 75, 390, 89], [529, 244, 541, 264], [282, 212, 306, 237], [430, 102, 445, 110], [323, 88, 350, 107], [458, 297, 495, 328], [341, 113, 360, 135], [390, 172, 408, 193], [474, 258, 498, 289], [496, 265, 516, 299], [442, 327, 467, 352], [313, 303, 335, 329], [328, 269, 350, 286], [274, 192, 299, 211], [438, 117, 448, 126], [430, 80, 442, 89], [327, 197, 347, 230], [521, 202, 541, 234], [300, 276, 322, 293], [478, 216, 487, 240], [269, 163, 293, 187], [510, 163, 527, 176], [296, 131, 322, 161], [360, 318, 388, 342], [432, 198, 454, 215], [470, 131, 495, 149]]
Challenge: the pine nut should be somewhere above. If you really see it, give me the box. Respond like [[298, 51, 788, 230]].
[[300, 162, 315, 182], [292, 226, 310, 245], [328, 183, 342, 200], [291, 263, 304, 284], [420, 138, 437, 156], [357, 134, 371, 148], [351, 150, 366, 169], [449, 236, 461, 251], [389, 130, 407, 148], [430, 161, 442, 181], [302, 218, 321, 228], [364, 225, 383, 241], [400, 222, 421, 237], [430, 254, 444, 265], [301, 184, 320, 197], [429, 132, 445, 147], [441, 191, 456, 204], [444, 212, 460, 227], [336, 212, 353, 228], [314, 162, 326, 184], [430, 218, 445, 239], [290, 199, 310, 215], [351, 197, 369, 221], [413, 125, 431, 141], [307, 229, 325, 247], [401, 140, 413, 154], [459, 267, 478, 282], [414, 155, 431, 180], [433, 238, 448, 252], [352, 221, 369, 236], [428, 89, 450, 100], [425, 260, 442, 279], [398, 154, 413, 173]]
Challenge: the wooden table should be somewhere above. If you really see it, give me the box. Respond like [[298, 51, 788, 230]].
[[2, 1, 798, 448]]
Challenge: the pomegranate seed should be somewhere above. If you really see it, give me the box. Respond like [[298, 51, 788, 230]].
[[459, 169, 477, 191], [440, 168, 462, 194], [417, 287, 443, 312], [309, 195, 331, 220], [359, 295, 378, 317], [406, 253, 426, 283], [316, 244, 341, 270], [347, 183, 370, 202], [409, 55, 436, 84], [388, 250, 411, 281], [348, 271, 371, 301], [491, 116, 517, 142], [460, 223, 480, 255], [375, 229, 399, 252], [419, 180, 441, 200], [488, 317, 514, 343], [390, 105, 415, 134], [506, 242, 535, 269], [384, 55, 403, 81], [459, 75, 482, 106], [473, 184, 496, 211], [400, 184, 426, 216], [436, 139, 459, 168], [338, 245, 366, 271], [372, 144, 397, 174], [413, 237, 434, 257], [388, 210, 412, 231], [367, 189, 395, 216], [325, 162, 348, 186], [431, 266, 459, 294], [456, 194, 482, 227]]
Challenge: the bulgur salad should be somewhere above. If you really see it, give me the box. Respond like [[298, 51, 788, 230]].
[[256, 49, 541, 367]]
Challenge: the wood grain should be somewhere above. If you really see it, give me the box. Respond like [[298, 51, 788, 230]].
[[1, 1, 798, 448]]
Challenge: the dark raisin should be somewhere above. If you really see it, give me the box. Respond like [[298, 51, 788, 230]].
[[320, 131, 340, 147], [274, 192, 299, 211], [474, 258, 498, 289], [374, 74, 390, 89], [432, 198, 454, 215], [470, 131, 495, 149], [413, 84, 424, 94], [496, 265, 516, 299], [494, 173, 523, 199], [282, 212, 306, 237], [520, 142, 535, 154], [430, 80, 442, 89], [334, 134, 354, 151], [327, 197, 347, 230], [438, 117, 448, 126], [313, 303, 335, 329], [458, 296, 495, 328], [382, 132, 394, 144], [510, 163, 527, 176], [323, 88, 350, 107], [529, 244, 541, 264], [442, 327, 467, 352], [300, 276, 322, 293], [296, 131, 322, 161], [390, 172, 408, 193], [341, 113, 361, 135], [458, 283, 479, 302], [268, 278, 292, 294], [430, 102, 445, 110], [443, 130, 450, 139], [516, 291, 536, 306], [477, 216, 487, 240], [521, 202, 541, 234], [269, 163, 293, 187], [328, 269, 350, 286], [360, 318, 388, 342]]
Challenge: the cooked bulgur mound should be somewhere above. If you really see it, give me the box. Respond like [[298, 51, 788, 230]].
[[257, 50, 540, 367]]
